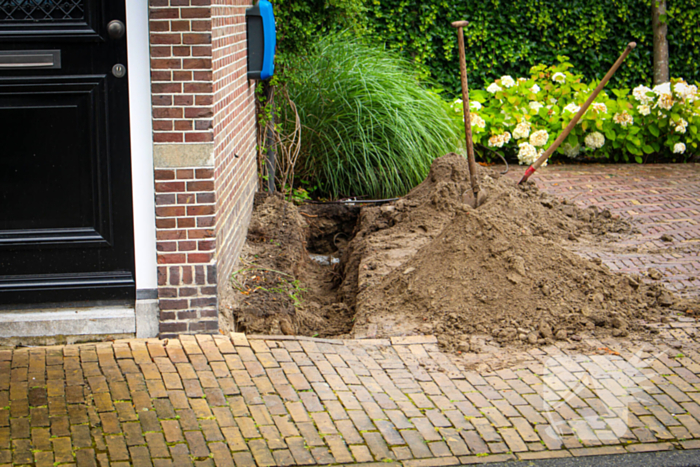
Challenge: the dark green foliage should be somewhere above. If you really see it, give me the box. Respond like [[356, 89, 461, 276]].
[[273, 0, 699, 96]]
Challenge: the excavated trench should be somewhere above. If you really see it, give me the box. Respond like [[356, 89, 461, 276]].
[[223, 155, 699, 353]]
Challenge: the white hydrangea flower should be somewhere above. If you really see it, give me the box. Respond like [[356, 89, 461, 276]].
[[673, 142, 686, 154], [633, 85, 654, 104], [585, 131, 605, 149], [562, 143, 581, 158], [653, 82, 671, 96], [563, 103, 580, 113], [470, 113, 486, 129], [530, 84, 541, 93], [675, 81, 698, 102], [500, 75, 515, 88], [552, 72, 566, 84], [656, 93, 674, 111], [529, 101, 543, 112], [487, 82, 502, 93], [591, 102, 608, 114], [487, 131, 512, 148], [513, 121, 531, 140], [470, 101, 482, 111], [451, 98, 463, 112], [549, 97, 557, 104], [517, 142, 539, 165], [529, 129, 549, 147], [613, 111, 634, 128], [675, 118, 688, 133], [637, 104, 651, 116]]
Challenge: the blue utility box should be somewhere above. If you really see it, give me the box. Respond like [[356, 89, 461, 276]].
[[246, 0, 276, 80]]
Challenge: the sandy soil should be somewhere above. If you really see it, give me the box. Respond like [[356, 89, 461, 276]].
[[224, 154, 700, 353]]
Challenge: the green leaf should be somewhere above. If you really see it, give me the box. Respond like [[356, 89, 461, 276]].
[[643, 145, 654, 154], [635, 156, 643, 164], [605, 130, 617, 141], [649, 124, 660, 137]]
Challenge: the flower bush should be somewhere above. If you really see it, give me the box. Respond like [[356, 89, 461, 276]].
[[450, 57, 700, 165]]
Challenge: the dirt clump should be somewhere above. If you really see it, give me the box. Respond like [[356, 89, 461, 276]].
[[228, 193, 354, 337], [340, 153, 697, 351]]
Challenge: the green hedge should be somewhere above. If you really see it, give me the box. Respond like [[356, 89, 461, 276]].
[[272, 0, 699, 97]]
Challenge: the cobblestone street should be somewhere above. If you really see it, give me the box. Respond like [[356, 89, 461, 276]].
[[508, 163, 700, 297], [3, 163, 700, 466], [5, 332, 700, 467]]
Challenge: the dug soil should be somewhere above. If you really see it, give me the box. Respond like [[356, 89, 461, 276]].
[[223, 154, 699, 353]]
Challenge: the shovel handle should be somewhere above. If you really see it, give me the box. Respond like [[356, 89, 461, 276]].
[[451, 20, 480, 197], [519, 41, 636, 185]]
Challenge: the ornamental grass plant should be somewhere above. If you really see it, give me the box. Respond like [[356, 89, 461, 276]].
[[279, 34, 460, 199], [450, 57, 700, 165]]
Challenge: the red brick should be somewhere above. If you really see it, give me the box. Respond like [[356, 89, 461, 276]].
[[157, 253, 187, 264], [197, 216, 215, 227], [154, 133, 183, 143], [187, 205, 215, 216], [177, 193, 196, 204], [155, 206, 186, 217], [195, 168, 214, 179], [174, 95, 194, 106], [160, 299, 189, 310], [198, 240, 215, 251], [156, 218, 177, 229], [150, 9, 179, 20], [180, 8, 210, 19], [178, 218, 196, 228], [153, 120, 173, 131], [157, 241, 177, 252], [185, 132, 214, 142], [153, 108, 183, 119], [173, 46, 192, 57], [178, 241, 197, 252], [183, 82, 212, 93], [184, 107, 213, 118], [176, 169, 195, 180], [187, 229, 214, 239], [156, 230, 186, 241], [155, 181, 186, 193], [173, 71, 193, 81], [152, 83, 182, 94], [155, 169, 176, 180], [188, 252, 213, 263], [170, 20, 191, 32]]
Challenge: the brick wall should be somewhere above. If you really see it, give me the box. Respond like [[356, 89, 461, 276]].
[[149, 0, 214, 144], [149, 0, 257, 336], [154, 168, 218, 335], [212, 0, 258, 293]]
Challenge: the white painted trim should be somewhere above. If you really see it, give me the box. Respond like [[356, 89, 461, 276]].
[[126, 0, 158, 291]]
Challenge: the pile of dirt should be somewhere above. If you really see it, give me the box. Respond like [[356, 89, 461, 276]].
[[340, 154, 697, 351], [224, 193, 355, 337], [226, 154, 699, 353]]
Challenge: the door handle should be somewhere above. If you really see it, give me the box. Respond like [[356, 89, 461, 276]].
[[0, 50, 61, 69], [108, 20, 126, 39]]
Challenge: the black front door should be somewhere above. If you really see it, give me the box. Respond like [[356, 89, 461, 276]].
[[0, 0, 135, 304]]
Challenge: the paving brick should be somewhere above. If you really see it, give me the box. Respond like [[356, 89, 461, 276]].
[[287, 437, 316, 465]]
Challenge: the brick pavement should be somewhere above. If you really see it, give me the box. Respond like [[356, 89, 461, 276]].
[[507, 163, 700, 297], [5, 331, 700, 466]]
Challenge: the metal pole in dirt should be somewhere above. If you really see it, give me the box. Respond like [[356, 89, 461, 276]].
[[265, 82, 277, 193], [451, 20, 483, 207], [519, 42, 637, 185]]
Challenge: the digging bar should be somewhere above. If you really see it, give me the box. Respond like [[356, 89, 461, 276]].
[[519, 42, 637, 185], [452, 20, 485, 207]]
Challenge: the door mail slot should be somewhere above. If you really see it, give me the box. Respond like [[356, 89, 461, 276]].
[[0, 50, 61, 69]]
